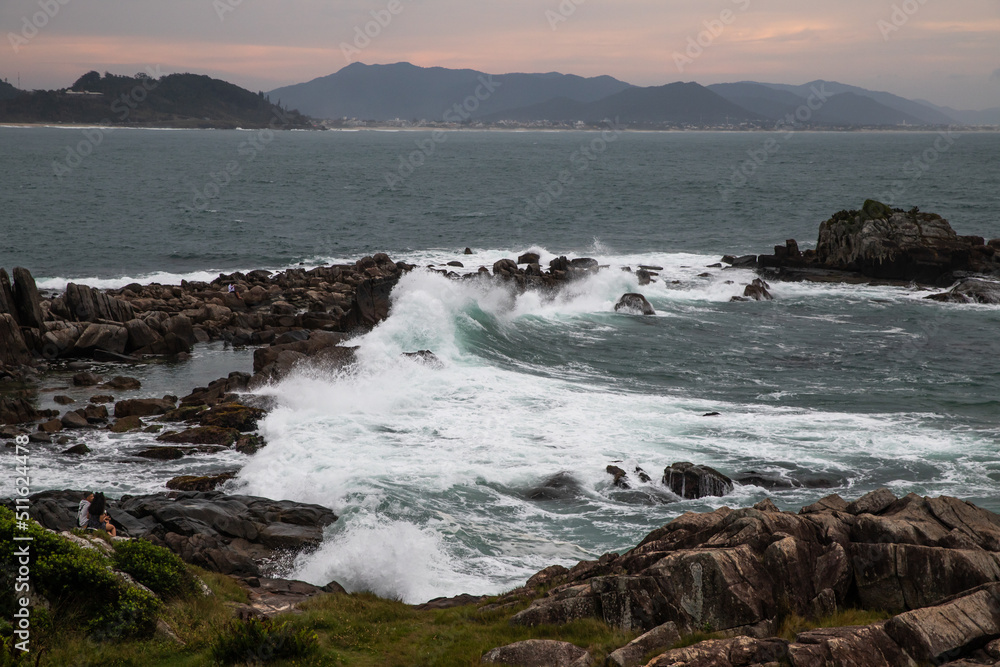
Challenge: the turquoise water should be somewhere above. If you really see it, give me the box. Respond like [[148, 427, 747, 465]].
[[2, 127, 999, 602]]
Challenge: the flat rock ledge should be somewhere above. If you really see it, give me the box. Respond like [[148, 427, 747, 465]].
[[11, 489, 337, 577], [484, 489, 1000, 667]]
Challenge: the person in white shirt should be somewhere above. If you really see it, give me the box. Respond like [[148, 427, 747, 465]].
[[78, 492, 94, 528]]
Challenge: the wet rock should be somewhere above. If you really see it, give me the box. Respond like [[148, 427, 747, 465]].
[[926, 278, 1000, 305], [53, 395, 74, 405], [110, 415, 144, 433], [527, 472, 582, 501], [60, 411, 89, 429], [198, 403, 265, 432], [742, 278, 773, 301], [0, 398, 40, 425], [614, 293, 655, 315], [135, 446, 205, 460], [103, 376, 141, 390], [607, 465, 630, 489], [636, 269, 652, 286], [89, 394, 114, 404], [493, 259, 519, 276], [72, 372, 101, 386], [157, 426, 240, 446], [166, 472, 237, 492], [464, 247, 473, 255], [123, 318, 161, 352], [446, 261, 464, 268], [662, 462, 734, 499], [114, 397, 176, 418], [518, 252, 541, 265], [62, 443, 91, 455], [38, 418, 63, 434], [402, 350, 442, 367], [481, 639, 590, 667], [28, 432, 51, 444], [234, 434, 265, 454]]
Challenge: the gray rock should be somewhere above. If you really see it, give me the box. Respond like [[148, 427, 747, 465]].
[[662, 462, 733, 499], [614, 293, 655, 315], [481, 639, 590, 666], [606, 621, 681, 667]]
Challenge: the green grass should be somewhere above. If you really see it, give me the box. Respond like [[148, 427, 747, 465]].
[[777, 608, 893, 641], [33, 590, 634, 666]]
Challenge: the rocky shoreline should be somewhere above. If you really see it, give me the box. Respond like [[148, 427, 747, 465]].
[[3, 202, 1000, 663]]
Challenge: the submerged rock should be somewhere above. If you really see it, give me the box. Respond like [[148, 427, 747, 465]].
[[662, 462, 734, 499], [527, 472, 582, 501]]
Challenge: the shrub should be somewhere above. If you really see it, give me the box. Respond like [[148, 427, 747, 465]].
[[112, 538, 196, 600], [211, 617, 318, 664], [0, 507, 161, 641]]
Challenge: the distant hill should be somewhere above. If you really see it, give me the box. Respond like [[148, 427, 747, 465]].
[[709, 81, 947, 126], [0, 71, 312, 128], [0, 79, 21, 100], [482, 81, 763, 125], [757, 80, 956, 125], [914, 99, 1000, 126], [268, 62, 633, 121]]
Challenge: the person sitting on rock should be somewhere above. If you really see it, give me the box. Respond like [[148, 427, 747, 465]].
[[77, 491, 94, 528], [228, 283, 243, 300], [85, 492, 117, 537]]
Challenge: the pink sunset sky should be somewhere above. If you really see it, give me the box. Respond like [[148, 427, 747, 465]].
[[3, 0, 999, 109]]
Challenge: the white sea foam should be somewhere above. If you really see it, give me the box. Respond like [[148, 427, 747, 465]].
[[228, 262, 999, 601]]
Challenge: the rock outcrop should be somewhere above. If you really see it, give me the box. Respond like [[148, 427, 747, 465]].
[[504, 488, 1000, 652], [745, 202, 1000, 287], [12, 490, 337, 577], [662, 462, 734, 499]]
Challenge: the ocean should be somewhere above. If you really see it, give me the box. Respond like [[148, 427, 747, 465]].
[[2, 126, 999, 603]]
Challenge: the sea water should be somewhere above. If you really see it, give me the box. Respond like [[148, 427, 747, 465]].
[[2, 127, 998, 602]]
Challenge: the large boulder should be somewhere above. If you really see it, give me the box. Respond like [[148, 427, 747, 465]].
[[0, 269, 18, 323], [11, 267, 43, 329], [64, 283, 135, 323], [114, 397, 176, 418], [662, 462, 733, 499], [0, 313, 32, 367], [614, 293, 656, 316], [72, 323, 128, 355], [0, 398, 40, 425]]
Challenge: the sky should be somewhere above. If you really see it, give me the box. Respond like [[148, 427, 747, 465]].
[[2, 0, 999, 110]]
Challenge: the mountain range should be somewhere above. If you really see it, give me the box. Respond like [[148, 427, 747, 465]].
[[269, 62, 1000, 127]]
